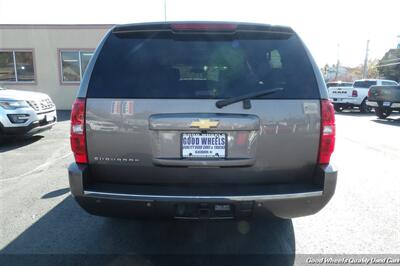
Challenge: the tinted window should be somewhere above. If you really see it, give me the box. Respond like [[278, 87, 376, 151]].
[[353, 80, 377, 88], [88, 32, 319, 99], [0, 51, 35, 82], [61, 51, 80, 82], [60, 51, 94, 83], [327, 82, 352, 88], [382, 81, 398, 85], [0, 52, 15, 81], [15, 52, 35, 82]]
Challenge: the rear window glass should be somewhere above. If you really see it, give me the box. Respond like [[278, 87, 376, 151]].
[[382, 81, 398, 86], [353, 80, 377, 88], [87, 32, 319, 99], [327, 82, 352, 88]]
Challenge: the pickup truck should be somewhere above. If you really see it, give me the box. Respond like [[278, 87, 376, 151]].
[[367, 85, 400, 118], [328, 79, 398, 113]]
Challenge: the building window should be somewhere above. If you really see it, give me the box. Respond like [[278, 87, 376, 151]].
[[60, 50, 93, 83], [0, 50, 35, 83]]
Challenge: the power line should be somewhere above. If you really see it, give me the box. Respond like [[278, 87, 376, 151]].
[[377, 62, 400, 67], [380, 58, 400, 63]]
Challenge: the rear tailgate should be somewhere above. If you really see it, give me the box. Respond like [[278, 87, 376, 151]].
[[368, 85, 400, 102], [84, 23, 321, 186], [86, 99, 320, 185], [328, 86, 353, 100]]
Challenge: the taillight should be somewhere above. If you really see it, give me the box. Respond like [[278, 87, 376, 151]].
[[352, 90, 358, 97], [70, 98, 87, 164], [318, 100, 336, 165], [368, 89, 371, 98]]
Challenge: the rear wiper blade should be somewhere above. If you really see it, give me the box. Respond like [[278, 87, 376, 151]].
[[215, 87, 284, 108]]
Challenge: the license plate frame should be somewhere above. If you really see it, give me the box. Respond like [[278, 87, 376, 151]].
[[45, 115, 53, 122], [181, 133, 227, 159]]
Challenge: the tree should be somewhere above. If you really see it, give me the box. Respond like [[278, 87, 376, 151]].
[[367, 59, 380, 79], [320, 64, 329, 76], [378, 49, 400, 82], [345, 59, 380, 81]]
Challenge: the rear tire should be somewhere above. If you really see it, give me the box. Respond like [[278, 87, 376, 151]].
[[375, 107, 392, 119], [334, 104, 342, 112], [360, 99, 371, 113]]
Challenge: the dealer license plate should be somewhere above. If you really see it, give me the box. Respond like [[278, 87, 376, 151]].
[[181, 133, 226, 158], [45, 115, 53, 122]]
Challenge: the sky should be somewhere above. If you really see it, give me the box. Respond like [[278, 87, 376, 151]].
[[0, 0, 399, 68]]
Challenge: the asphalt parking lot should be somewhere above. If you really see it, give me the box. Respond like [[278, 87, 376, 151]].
[[1, 111, 399, 265]]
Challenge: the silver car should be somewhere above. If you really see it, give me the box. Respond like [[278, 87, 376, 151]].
[[0, 86, 56, 138], [68, 22, 337, 219]]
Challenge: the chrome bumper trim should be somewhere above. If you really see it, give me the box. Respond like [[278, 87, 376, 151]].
[[366, 101, 378, 107], [26, 122, 56, 134], [152, 158, 256, 167], [83, 190, 323, 201]]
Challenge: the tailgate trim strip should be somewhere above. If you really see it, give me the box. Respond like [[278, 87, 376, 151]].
[[83, 190, 323, 201], [153, 158, 255, 167]]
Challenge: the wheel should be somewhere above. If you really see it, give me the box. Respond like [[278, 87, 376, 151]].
[[375, 107, 392, 119], [334, 104, 342, 112], [360, 99, 371, 113]]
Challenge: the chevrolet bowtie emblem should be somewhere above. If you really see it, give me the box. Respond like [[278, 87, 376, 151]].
[[190, 119, 219, 129]]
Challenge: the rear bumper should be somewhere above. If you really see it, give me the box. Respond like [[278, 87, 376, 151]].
[[367, 101, 400, 109], [366, 101, 378, 107], [331, 98, 361, 106], [1, 120, 56, 136], [68, 163, 337, 219], [0, 110, 57, 136]]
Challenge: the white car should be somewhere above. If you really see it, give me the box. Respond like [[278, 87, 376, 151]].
[[328, 79, 398, 112], [0, 86, 57, 138]]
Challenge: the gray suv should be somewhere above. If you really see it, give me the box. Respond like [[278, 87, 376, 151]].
[[68, 22, 337, 219]]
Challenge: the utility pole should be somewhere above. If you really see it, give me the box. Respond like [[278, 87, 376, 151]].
[[362, 40, 370, 79], [335, 43, 340, 80], [164, 0, 167, 22]]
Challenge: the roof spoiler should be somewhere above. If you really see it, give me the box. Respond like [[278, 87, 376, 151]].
[[112, 21, 294, 35]]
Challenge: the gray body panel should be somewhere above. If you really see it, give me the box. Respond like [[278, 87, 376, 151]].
[[86, 99, 321, 185]]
